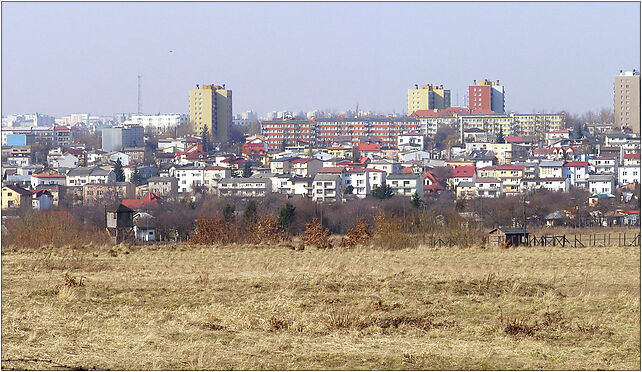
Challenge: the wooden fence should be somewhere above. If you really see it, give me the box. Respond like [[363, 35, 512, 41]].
[[420, 232, 641, 248], [525, 232, 641, 248]]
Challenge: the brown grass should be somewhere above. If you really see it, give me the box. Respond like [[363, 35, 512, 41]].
[[1, 241, 639, 370]]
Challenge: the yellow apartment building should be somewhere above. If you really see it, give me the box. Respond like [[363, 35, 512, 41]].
[[189, 84, 232, 144], [407, 84, 451, 115]]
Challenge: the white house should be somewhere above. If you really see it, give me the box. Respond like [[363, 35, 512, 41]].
[[588, 157, 618, 175], [623, 153, 641, 166], [588, 175, 615, 195], [369, 159, 402, 175], [618, 166, 640, 187], [385, 174, 423, 197], [109, 151, 131, 166], [31, 173, 67, 187], [538, 161, 564, 179], [475, 177, 503, 198], [397, 133, 424, 151], [563, 161, 589, 188], [217, 178, 271, 198], [66, 166, 116, 186], [31, 190, 53, 211], [312, 174, 343, 202], [521, 177, 570, 193]]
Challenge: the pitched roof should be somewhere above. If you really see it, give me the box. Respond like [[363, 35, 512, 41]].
[[624, 153, 641, 159], [564, 161, 589, 167], [318, 166, 346, 174], [3, 184, 32, 195], [358, 143, 381, 152], [451, 166, 475, 178], [121, 192, 161, 210]]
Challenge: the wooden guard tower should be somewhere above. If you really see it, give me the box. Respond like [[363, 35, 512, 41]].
[[106, 203, 135, 244]]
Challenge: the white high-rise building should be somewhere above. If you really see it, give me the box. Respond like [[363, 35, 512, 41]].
[[130, 114, 188, 132]]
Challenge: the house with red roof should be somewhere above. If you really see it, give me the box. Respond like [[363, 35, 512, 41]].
[[448, 166, 476, 189], [121, 192, 161, 210], [623, 153, 641, 166], [563, 161, 590, 188], [357, 143, 382, 159], [31, 172, 67, 187]]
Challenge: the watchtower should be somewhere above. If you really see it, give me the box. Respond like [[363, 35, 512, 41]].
[[105, 203, 135, 244]]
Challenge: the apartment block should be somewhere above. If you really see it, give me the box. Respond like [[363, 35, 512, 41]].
[[468, 79, 505, 113], [189, 84, 232, 143], [614, 70, 640, 134], [407, 84, 451, 115]]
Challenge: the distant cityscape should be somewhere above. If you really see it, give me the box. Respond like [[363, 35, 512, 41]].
[[2, 69, 640, 233]]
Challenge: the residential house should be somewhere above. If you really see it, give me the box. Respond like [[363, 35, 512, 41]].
[[623, 153, 641, 166], [521, 178, 570, 193], [312, 174, 343, 202], [456, 182, 477, 200], [31, 172, 67, 187], [478, 165, 525, 195], [122, 192, 161, 210], [1, 185, 32, 209], [218, 178, 272, 198], [82, 182, 136, 204], [369, 159, 402, 175], [449, 166, 476, 189], [588, 175, 616, 195], [31, 189, 53, 211], [291, 158, 323, 177], [475, 177, 503, 198], [357, 143, 382, 159], [618, 166, 640, 187], [270, 156, 298, 174], [66, 166, 116, 187], [147, 176, 178, 197], [385, 174, 423, 197], [563, 161, 589, 188], [538, 161, 564, 178], [588, 157, 618, 175]]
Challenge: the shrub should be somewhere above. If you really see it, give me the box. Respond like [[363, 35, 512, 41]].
[[341, 218, 372, 247], [2, 212, 109, 249], [188, 215, 238, 245], [372, 212, 413, 250], [302, 218, 332, 249]]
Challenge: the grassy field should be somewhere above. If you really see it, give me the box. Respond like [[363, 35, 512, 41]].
[[2, 241, 640, 370]]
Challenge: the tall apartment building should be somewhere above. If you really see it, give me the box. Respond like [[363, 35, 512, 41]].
[[188, 84, 232, 143], [468, 79, 505, 113], [407, 84, 451, 115], [614, 70, 640, 134], [101, 125, 144, 152], [130, 114, 188, 132]]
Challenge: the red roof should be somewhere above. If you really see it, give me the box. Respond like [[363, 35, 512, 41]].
[[54, 126, 70, 131], [33, 173, 65, 178], [564, 161, 589, 167], [318, 166, 346, 173], [534, 148, 552, 155], [451, 166, 475, 178], [204, 166, 228, 171], [476, 177, 501, 183], [349, 168, 384, 173], [548, 129, 569, 134], [291, 158, 317, 163], [624, 153, 640, 159], [410, 107, 472, 117], [358, 143, 381, 152], [424, 184, 446, 192], [625, 210, 640, 215], [121, 192, 161, 210]]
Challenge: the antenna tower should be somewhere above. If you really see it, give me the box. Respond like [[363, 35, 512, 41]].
[[137, 74, 142, 114]]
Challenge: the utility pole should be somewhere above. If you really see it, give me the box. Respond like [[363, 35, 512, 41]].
[[521, 196, 525, 229], [137, 74, 142, 114]]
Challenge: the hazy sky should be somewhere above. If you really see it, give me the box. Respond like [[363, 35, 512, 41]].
[[2, 2, 640, 117]]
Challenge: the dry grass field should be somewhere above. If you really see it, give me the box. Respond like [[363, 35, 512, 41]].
[[2, 241, 640, 370]]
